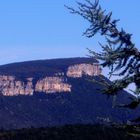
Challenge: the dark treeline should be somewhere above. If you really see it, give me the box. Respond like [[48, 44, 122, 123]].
[[0, 124, 139, 140]]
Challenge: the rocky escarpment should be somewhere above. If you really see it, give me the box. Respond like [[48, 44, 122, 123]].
[[67, 63, 101, 78], [0, 76, 34, 96], [0, 76, 71, 96], [0, 58, 102, 96], [35, 77, 71, 93]]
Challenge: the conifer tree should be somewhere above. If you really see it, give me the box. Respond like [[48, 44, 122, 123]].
[[66, 0, 140, 109]]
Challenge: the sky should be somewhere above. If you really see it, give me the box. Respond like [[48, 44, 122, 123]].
[[0, 0, 140, 66]]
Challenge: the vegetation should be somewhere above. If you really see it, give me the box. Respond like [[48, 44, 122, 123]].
[[66, 0, 140, 110], [0, 124, 139, 140], [0, 57, 97, 79]]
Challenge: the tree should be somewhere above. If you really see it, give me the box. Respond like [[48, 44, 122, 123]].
[[66, 0, 140, 109]]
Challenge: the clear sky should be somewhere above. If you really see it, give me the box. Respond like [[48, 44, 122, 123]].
[[0, 0, 140, 65]]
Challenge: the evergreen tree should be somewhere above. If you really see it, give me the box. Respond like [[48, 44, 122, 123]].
[[66, 0, 140, 109]]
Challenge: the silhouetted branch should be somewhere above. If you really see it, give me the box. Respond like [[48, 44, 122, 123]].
[[66, 0, 140, 98]]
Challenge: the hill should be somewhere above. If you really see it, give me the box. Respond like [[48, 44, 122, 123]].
[[0, 57, 139, 129], [0, 57, 98, 78]]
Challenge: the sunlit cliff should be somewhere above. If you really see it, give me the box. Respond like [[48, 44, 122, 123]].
[[0, 59, 101, 96]]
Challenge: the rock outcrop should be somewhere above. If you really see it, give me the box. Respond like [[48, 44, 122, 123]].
[[35, 77, 71, 93], [0, 76, 34, 96], [67, 63, 101, 78], [0, 62, 101, 96], [0, 76, 71, 96]]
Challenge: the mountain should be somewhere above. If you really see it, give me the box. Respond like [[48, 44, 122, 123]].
[[0, 57, 139, 129], [0, 57, 101, 96]]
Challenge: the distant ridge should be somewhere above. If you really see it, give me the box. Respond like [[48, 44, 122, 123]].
[[0, 57, 139, 129], [0, 57, 98, 77]]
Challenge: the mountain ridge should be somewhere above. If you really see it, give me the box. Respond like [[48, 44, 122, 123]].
[[0, 57, 101, 96], [0, 57, 139, 129]]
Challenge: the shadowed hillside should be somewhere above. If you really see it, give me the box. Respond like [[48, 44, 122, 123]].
[[0, 57, 139, 129]]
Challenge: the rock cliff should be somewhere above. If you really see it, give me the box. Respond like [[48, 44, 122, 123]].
[[0, 58, 102, 96], [35, 77, 71, 93], [0, 76, 34, 96], [67, 63, 101, 77]]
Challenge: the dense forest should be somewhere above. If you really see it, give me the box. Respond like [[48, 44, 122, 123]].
[[0, 124, 139, 140]]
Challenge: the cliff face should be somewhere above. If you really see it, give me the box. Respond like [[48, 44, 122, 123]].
[[0, 76, 34, 96], [0, 61, 102, 96], [35, 77, 71, 93], [67, 63, 101, 78]]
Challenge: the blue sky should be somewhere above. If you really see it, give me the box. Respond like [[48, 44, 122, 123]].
[[0, 0, 140, 65]]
